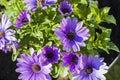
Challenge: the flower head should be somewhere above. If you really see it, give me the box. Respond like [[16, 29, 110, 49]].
[[15, 11, 31, 28], [58, 0, 73, 16], [41, 45, 59, 65], [0, 14, 17, 52], [39, 0, 57, 9], [72, 55, 108, 80], [16, 48, 52, 80], [55, 17, 90, 52], [62, 52, 79, 72], [23, 0, 37, 12]]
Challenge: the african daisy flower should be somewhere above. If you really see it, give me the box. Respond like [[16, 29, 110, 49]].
[[23, 0, 37, 12], [55, 17, 90, 52], [41, 45, 59, 66], [0, 14, 17, 52], [39, 0, 57, 9], [62, 52, 80, 72], [72, 55, 108, 80], [16, 48, 52, 80], [15, 11, 31, 28], [58, 0, 73, 16]]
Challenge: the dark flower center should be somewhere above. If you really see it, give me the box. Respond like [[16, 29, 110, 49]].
[[22, 18, 29, 25], [32, 64, 41, 73], [71, 55, 78, 64], [39, 0, 45, 5], [66, 31, 75, 40], [0, 32, 4, 38], [85, 67, 93, 74], [46, 52, 54, 59], [62, 8, 69, 14]]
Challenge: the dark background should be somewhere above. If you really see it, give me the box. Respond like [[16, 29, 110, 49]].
[[0, 51, 19, 80]]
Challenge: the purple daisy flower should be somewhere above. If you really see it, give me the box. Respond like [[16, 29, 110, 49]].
[[16, 48, 52, 80], [39, 0, 57, 9], [15, 11, 31, 28], [72, 55, 108, 80], [58, 0, 73, 16], [0, 14, 17, 52], [62, 52, 80, 72], [41, 45, 59, 65], [55, 17, 90, 52], [23, 0, 37, 12]]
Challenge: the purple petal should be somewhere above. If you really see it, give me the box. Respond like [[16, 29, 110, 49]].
[[1, 14, 12, 30], [76, 21, 83, 31], [55, 28, 65, 40], [72, 18, 77, 30], [5, 29, 16, 36], [63, 38, 71, 52]]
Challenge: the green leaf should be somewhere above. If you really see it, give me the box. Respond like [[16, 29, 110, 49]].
[[107, 42, 120, 52], [80, 0, 87, 4], [105, 15, 116, 24], [102, 7, 110, 14], [12, 50, 20, 61], [51, 64, 59, 78]]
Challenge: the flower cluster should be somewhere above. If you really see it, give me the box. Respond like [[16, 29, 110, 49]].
[[0, 0, 111, 80]]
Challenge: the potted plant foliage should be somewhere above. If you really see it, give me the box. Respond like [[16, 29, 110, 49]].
[[0, 0, 120, 80]]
